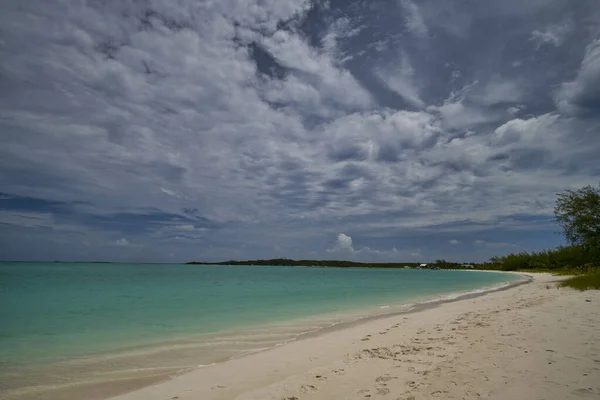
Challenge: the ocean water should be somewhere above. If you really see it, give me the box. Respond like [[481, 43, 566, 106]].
[[0, 262, 519, 399]]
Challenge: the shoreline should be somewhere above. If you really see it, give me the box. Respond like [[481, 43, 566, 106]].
[[285, 271, 530, 344], [210, 271, 529, 372], [105, 271, 599, 400], [2, 270, 523, 400], [105, 272, 531, 400]]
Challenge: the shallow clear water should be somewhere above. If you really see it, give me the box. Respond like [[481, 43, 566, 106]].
[[1, 263, 515, 365], [0, 262, 517, 398]]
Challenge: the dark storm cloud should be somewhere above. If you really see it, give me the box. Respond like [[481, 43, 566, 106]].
[[0, 0, 599, 262]]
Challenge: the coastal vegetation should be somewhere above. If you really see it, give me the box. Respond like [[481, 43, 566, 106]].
[[187, 258, 479, 269], [559, 271, 600, 290], [554, 183, 600, 251], [484, 245, 598, 273], [487, 183, 599, 288]]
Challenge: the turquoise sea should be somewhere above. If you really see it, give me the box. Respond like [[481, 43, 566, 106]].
[[0, 262, 519, 399]]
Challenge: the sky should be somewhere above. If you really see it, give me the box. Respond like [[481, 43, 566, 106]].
[[1, 0, 599, 263]]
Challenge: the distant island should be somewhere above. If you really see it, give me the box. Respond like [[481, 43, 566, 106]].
[[186, 258, 477, 269]]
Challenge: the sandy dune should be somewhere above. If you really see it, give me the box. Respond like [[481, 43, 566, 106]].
[[110, 273, 600, 400]]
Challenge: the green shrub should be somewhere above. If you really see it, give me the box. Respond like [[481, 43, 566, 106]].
[[489, 245, 599, 273], [560, 272, 600, 291]]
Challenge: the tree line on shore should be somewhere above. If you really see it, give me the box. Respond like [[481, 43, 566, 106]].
[[186, 258, 484, 269], [186, 249, 596, 271], [487, 183, 599, 273], [485, 246, 598, 272]]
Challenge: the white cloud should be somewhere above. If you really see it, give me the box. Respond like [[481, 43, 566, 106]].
[[449, 239, 460, 245], [476, 78, 525, 106], [260, 28, 373, 116], [429, 77, 525, 131], [399, 0, 428, 39], [432, 101, 494, 130], [328, 232, 377, 254], [115, 238, 143, 248], [0, 210, 84, 232], [555, 39, 600, 115], [375, 53, 424, 108], [507, 106, 521, 115], [491, 113, 560, 148], [324, 232, 422, 262], [0, 211, 56, 229], [337, 233, 354, 251], [160, 188, 183, 198], [322, 108, 440, 164], [322, 17, 365, 59], [531, 30, 561, 48], [530, 22, 571, 49], [428, 82, 502, 130], [115, 238, 130, 246]]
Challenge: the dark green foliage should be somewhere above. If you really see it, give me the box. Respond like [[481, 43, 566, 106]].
[[186, 259, 478, 269], [560, 271, 600, 291], [554, 183, 600, 250], [433, 259, 466, 269], [485, 246, 599, 273]]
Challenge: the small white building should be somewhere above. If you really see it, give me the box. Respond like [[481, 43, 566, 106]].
[[461, 264, 475, 269], [419, 263, 427, 268]]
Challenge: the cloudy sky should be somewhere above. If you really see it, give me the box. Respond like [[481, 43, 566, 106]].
[[1, 0, 599, 263]]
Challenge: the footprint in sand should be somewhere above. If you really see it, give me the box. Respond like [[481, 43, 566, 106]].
[[377, 387, 390, 395], [359, 347, 397, 360], [406, 380, 423, 389], [300, 384, 318, 393], [574, 388, 596, 394], [376, 375, 398, 382], [315, 375, 327, 380]]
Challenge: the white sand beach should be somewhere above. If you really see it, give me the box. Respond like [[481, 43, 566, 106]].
[[107, 273, 600, 400]]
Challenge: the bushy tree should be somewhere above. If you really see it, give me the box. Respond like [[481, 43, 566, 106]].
[[554, 183, 600, 251]]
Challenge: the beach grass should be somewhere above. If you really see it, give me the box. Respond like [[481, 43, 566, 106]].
[[559, 271, 600, 291]]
